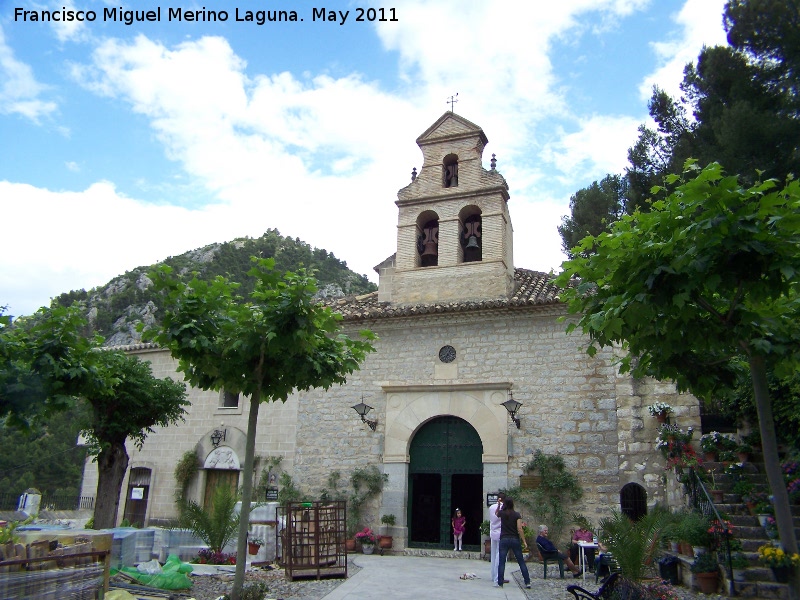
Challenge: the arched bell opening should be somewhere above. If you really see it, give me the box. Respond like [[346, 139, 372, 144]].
[[416, 211, 439, 268], [458, 206, 482, 263], [442, 154, 458, 188]]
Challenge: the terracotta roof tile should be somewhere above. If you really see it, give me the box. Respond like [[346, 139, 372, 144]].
[[322, 268, 563, 321]]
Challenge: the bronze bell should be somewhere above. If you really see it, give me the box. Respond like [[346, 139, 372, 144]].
[[465, 235, 479, 250]]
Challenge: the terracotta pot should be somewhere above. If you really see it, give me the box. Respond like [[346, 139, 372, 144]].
[[680, 542, 693, 556], [657, 413, 668, 424], [345, 538, 356, 552], [695, 571, 719, 594], [711, 489, 724, 503], [704, 452, 717, 462], [248, 543, 261, 555], [379, 536, 393, 549], [746, 501, 757, 515], [737, 452, 749, 463], [484, 539, 491, 555]]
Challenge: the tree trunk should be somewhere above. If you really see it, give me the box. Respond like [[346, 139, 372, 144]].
[[92, 441, 130, 530], [749, 355, 799, 600], [230, 389, 260, 600]]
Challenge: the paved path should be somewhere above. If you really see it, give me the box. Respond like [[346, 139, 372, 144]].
[[322, 554, 585, 600]]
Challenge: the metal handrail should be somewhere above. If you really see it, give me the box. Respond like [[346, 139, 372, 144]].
[[686, 468, 736, 596]]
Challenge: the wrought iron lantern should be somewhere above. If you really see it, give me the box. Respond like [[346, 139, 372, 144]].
[[351, 400, 378, 431], [501, 391, 522, 429]]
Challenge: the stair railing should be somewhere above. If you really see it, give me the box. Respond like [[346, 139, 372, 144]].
[[687, 467, 736, 596]]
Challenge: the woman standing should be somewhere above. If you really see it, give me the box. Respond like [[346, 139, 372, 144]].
[[497, 497, 531, 588]]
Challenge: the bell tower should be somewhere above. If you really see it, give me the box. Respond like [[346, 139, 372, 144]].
[[378, 112, 514, 304]]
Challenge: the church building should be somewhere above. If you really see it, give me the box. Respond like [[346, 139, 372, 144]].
[[80, 113, 700, 550]]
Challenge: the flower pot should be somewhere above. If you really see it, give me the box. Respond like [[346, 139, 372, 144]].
[[362, 544, 375, 554], [345, 538, 356, 552], [746, 501, 757, 515], [379, 536, 393, 549], [704, 452, 717, 462], [484, 539, 491, 556], [737, 452, 749, 463], [680, 542, 693, 556], [771, 565, 790, 583], [757, 514, 771, 528], [248, 543, 261, 555], [695, 571, 719, 594], [710, 489, 724, 503], [656, 413, 668, 424]]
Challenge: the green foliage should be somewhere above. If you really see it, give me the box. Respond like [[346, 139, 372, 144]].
[[0, 516, 34, 545], [276, 473, 306, 507], [558, 174, 628, 258], [690, 551, 719, 574], [677, 511, 713, 548], [504, 450, 583, 543], [221, 581, 270, 600], [174, 451, 200, 502], [730, 552, 750, 570], [0, 404, 89, 498], [479, 520, 490, 537], [179, 484, 240, 554], [347, 466, 388, 537], [598, 507, 671, 581], [380, 513, 396, 527]]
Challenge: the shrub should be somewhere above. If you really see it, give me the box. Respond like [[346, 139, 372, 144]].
[[179, 484, 240, 554]]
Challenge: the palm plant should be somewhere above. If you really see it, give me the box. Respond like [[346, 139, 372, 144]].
[[598, 507, 671, 582], [179, 484, 241, 553]]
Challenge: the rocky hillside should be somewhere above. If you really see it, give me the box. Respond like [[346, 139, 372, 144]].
[[52, 229, 377, 346]]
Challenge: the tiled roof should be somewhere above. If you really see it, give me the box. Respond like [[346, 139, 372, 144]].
[[323, 268, 563, 321]]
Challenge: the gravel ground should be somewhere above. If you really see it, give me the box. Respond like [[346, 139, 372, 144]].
[[165, 562, 359, 600]]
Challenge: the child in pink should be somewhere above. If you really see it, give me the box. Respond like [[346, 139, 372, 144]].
[[452, 508, 466, 551]]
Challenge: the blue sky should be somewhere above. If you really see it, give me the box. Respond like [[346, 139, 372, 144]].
[[1, 0, 728, 317]]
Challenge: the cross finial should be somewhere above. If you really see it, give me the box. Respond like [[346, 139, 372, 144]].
[[447, 93, 458, 112]]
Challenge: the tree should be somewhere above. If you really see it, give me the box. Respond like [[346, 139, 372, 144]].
[[555, 163, 800, 589], [1, 305, 188, 528], [149, 258, 375, 600], [557, 175, 628, 258]]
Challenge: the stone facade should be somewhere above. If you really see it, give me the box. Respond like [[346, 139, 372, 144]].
[[81, 113, 701, 548]]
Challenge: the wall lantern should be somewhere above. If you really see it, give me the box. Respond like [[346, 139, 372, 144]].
[[351, 400, 378, 431], [501, 391, 522, 429], [210, 427, 226, 447]]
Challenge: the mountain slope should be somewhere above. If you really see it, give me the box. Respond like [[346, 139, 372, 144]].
[[52, 229, 377, 346]]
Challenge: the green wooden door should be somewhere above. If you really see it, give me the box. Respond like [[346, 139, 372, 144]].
[[408, 416, 483, 549]]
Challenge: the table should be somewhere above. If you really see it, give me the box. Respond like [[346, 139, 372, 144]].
[[577, 541, 599, 581]]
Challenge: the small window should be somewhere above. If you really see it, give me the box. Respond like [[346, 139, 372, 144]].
[[221, 390, 240, 408], [443, 154, 458, 188]]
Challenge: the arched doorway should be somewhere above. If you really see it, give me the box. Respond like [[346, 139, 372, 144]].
[[620, 482, 648, 522], [408, 416, 483, 550]]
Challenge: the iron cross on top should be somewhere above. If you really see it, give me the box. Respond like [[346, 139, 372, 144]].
[[447, 93, 458, 111]]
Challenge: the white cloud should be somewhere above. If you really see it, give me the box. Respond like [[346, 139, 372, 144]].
[[0, 26, 57, 121], [539, 114, 642, 181], [49, 1, 90, 43], [639, 0, 728, 100]]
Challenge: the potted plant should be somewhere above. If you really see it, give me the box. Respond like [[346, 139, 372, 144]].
[[682, 512, 712, 556], [705, 468, 724, 503], [647, 401, 673, 424], [248, 536, 264, 555], [730, 552, 749, 581], [758, 543, 800, 583], [379, 514, 395, 550], [690, 551, 719, 594], [355, 527, 377, 554], [479, 520, 491, 556]]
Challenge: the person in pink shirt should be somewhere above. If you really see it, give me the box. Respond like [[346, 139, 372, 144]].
[[452, 508, 466, 551], [569, 526, 596, 568]]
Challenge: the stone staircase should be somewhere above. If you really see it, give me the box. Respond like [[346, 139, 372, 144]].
[[704, 457, 800, 599]]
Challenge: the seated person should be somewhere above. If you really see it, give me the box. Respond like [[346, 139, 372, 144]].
[[569, 526, 596, 569], [535, 524, 582, 577]]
